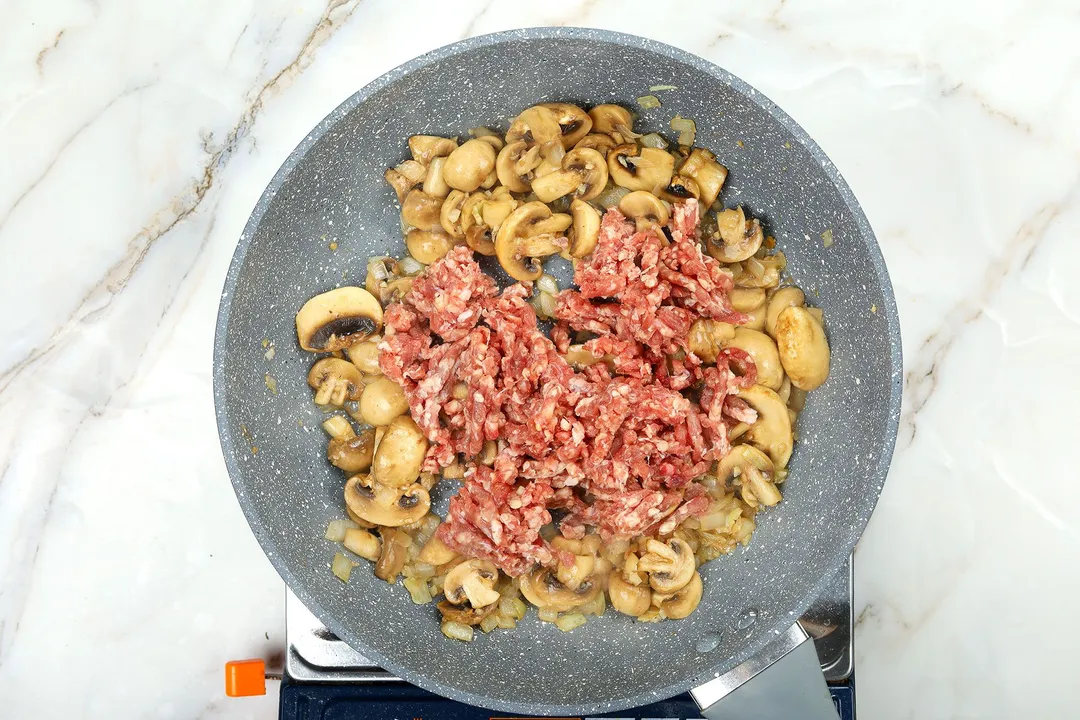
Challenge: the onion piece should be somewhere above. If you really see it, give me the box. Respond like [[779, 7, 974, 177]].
[[636, 95, 662, 110], [640, 133, 668, 149], [538, 291, 557, 319], [649, 84, 678, 92], [403, 576, 433, 604], [399, 256, 425, 276], [441, 621, 474, 642], [325, 519, 359, 542], [368, 259, 390, 281], [331, 552, 357, 582], [595, 184, 631, 209], [555, 612, 587, 632], [537, 274, 559, 295], [670, 115, 697, 146]]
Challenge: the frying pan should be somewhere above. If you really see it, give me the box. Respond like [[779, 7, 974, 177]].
[[213, 27, 901, 717]]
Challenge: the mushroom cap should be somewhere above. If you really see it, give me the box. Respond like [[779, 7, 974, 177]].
[[401, 189, 443, 230], [766, 286, 806, 338], [587, 104, 633, 135], [607, 570, 651, 617], [495, 141, 541, 193], [540, 102, 593, 148], [439, 189, 469, 238], [618, 190, 670, 231], [295, 287, 383, 352], [726, 328, 784, 390], [494, 202, 569, 282], [637, 538, 696, 594], [437, 599, 497, 626], [408, 135, 457, 165], [707, 207, 764, 263], [405, 228, 456, 265], [307, 358, 365, 406], [506, 105, 562, 146], [328, 428, 375, 473], [519, 567, 600, 613], [738, 384, 794, 468], [442, 139, 497, 193], [344, 474, 430, 527], [568, 199, 601, 258], [658, 570, 703, 619], [679, 147, 728, 209], [608, 145, 675, 192], [371, 414, 428, 488], [659, 175, 701, 204], [574, 133, 617, 157], [444, 559, 500, 608], [716, 443, 775, 486], [775, 305, 830, 391]]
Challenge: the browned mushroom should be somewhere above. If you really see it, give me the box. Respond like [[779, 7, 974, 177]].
[[296, 287, 383, 353]]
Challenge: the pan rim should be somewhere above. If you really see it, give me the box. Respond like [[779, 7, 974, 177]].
[[213, 25, 902, 715]]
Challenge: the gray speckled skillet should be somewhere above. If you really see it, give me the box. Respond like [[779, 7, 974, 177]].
[[213, 27, 901, 716]]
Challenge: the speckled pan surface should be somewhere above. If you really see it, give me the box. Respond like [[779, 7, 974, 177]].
[[213, 27, 902, 715]]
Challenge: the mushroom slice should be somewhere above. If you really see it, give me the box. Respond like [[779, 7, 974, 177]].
[[607, 570, 651, 617], [439, 189, 469, 238], [733, 252, 785, 290], [444, 559, 501, 608], [774, 306, 830, 391], [401, 189, 442, 230], [408, 135, 457, 165], [495, 202, 570, 282], [738, 384, 794, 468], [659, 174, 701, 204], [307, 358, 364, 407], [657, 571, 703, 619], [506, 105, 563, 146], [519, 567, 601, 613], [568, 199, 601, 258], [406, 228, 457, 265], [437, 599, 497, 627], [680, 148, 728, 209], [344, 474, 430, 527], [636, 538, 696, 594], [418, 533, 457, 565], [725, 328, 784, 390], [540, 102, 593, 148], [495, 141, 542, 193], [328, 427, 376, 474], [296, 287, 383, 353], [375, 527, 410, 583], [618, 190, 670, 232], [707, 207, 764, 263], [686, 318, 736, 364], [530, 147, 608, 203], [384, 160, 426, 203], [442, 139, 497, 193], [608, 144, 675, 192], [716, 443, 775, 486], [372, 415, 429, 488], [588, 104, 633, 135], [422, 156, 451, 199], [574, 133, 617, 157], [766, 286, 806, 338]]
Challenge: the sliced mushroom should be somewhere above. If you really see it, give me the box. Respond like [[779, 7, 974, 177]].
[[401, 189, 442, 229], [344, 473, 430, 527], [588, 104, 633, 135], [608, 144, 674, 192], [408, 135, 457, 165], [659, 175, 701, 204], [328, 426, 376, 474], [442, 139, 497, 192], [439, 189, 469, 238], [618, 190, 670, 232], [540, 102, 593, 148], [607, 570, 651, 617], [738, 384, 794, 468], [733, 252, 785, 290], [568, 198, 601, 258], [422, 156, 451, 199], [730, 288, 767, 313], [384, 160, 427, 203], [372, 415, 428, 488], [296, 287, 383, 352], [346, 338, 382, 375], [740, 301, 768, 331], [551, 537, 598, 592], [406, 228, 456, 265], [307, 358, 364, 407], [342, 527, 381, 561], [636, 538, 695, 594], [494, 201, 570, 282], [679, 148, 728, 209], [444, 559, 500, 608], [437, 598, 497, 626], [495, 141, 542, 193], [725, 328, 784, 390], [359, 377, 409, 426], [519, 567, 601, 613], [506, 105, 563, 146], [766, 286, 806, 338], [716, 444, 775, 487], [741, 462, 783, 507], [574, 133, 617, 157], [657, 571, 702, 619], [687, 318, 736, 364], [530, 148, 608, 203], [707, 207, 764, 262], [375, 527, 410, 582], [774, 306, 830, 391]]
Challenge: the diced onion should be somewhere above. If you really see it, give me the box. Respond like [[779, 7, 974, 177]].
[[821, 228, 834, 248], [670, 115, 697, 146], [537, 274, 559, 295], [368, 259, 390, 281], [325, 518, 358, 542], [539, 291, 557, 319], [537, 608, 560, 623], [555, 612, 587, 632], [264, 373, 278, 395], [595, 184, 631, 209], [649, 84, 678, 92], [331, 552, 357, 582], [399, 256, 425, 276], [479, 614, 500, 633], [640, 133, 668, 149], [636, 95, 662, 109], [441, 621, 474, 642], [264, 345, 276, 360], [403, 576, 433, 604], [495, 614, 516, 629]]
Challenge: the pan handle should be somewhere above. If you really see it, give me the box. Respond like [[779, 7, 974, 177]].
[[690, 622, 839, 720]]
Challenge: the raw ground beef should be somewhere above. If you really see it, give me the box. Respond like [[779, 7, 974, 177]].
[[380, 199, 758, 576]]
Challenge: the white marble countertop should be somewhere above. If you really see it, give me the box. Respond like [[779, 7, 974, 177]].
[[1, 1, 1078, 717]]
